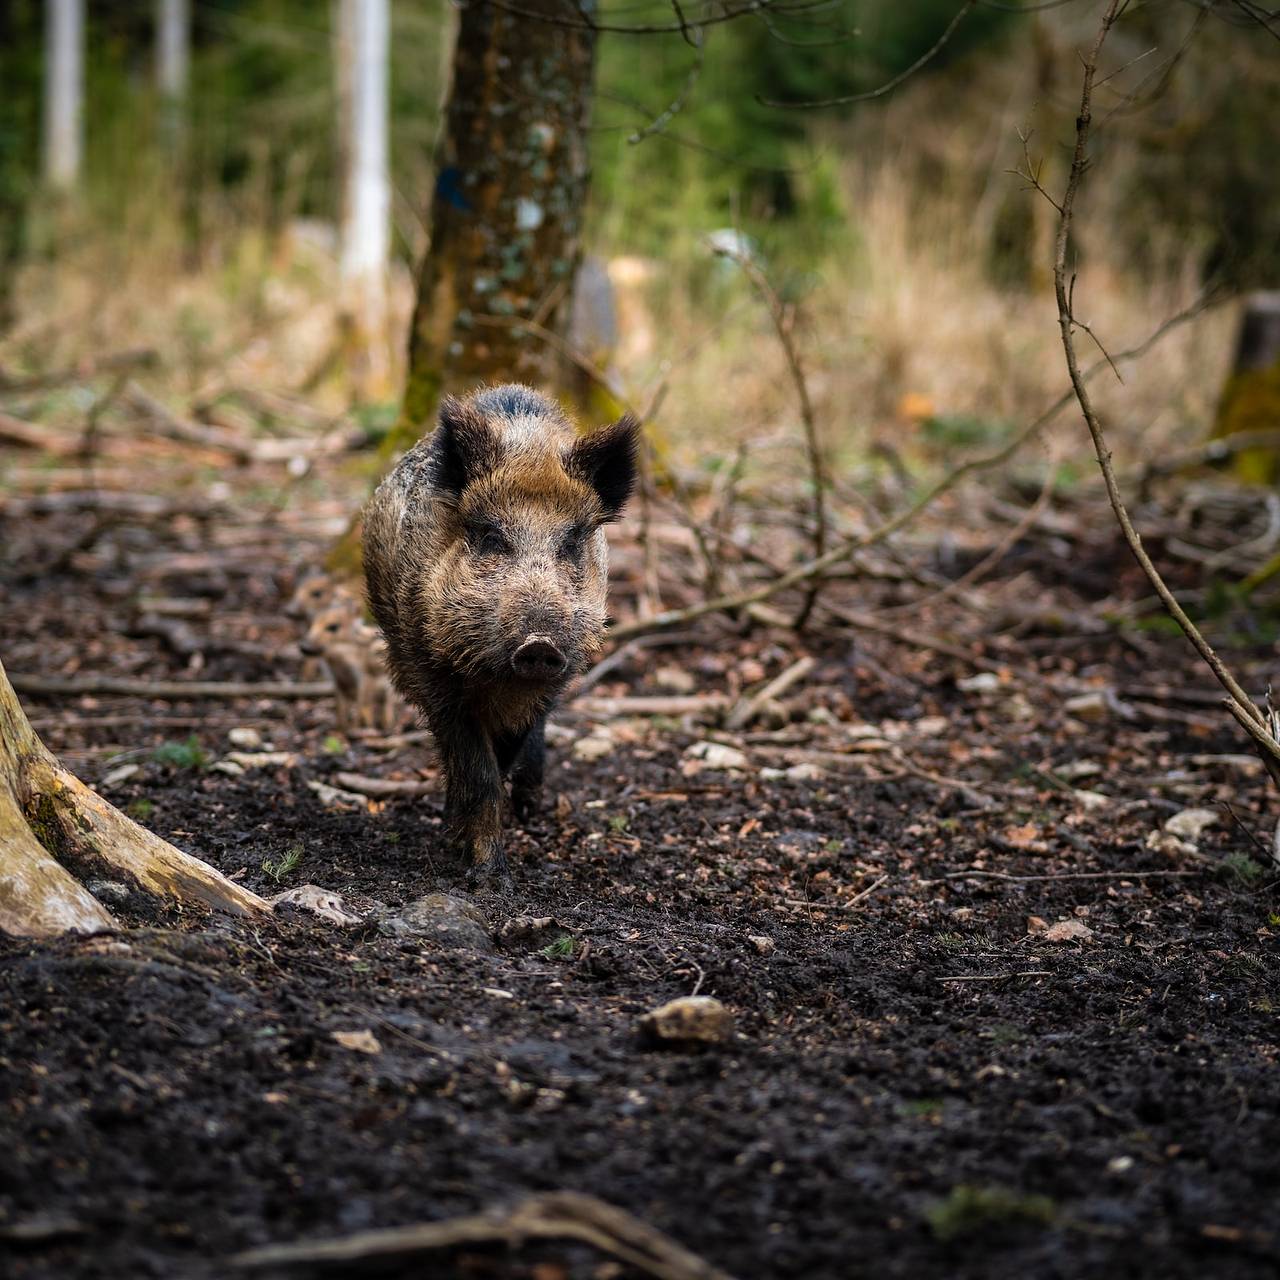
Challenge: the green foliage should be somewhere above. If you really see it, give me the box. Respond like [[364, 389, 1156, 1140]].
[[126, 798, 156, 820], [539, 934, 576, 961], [152, 736, 209, 770], [590, 0, 1012, 259], [1221, 851, 1266, 886], [920, 413, 1010, 449], [1116, 18, 1280, 290], [927, 1184, 1057, 1241], [262, 841, 304, 883], [899, 1097, 945, 1117]]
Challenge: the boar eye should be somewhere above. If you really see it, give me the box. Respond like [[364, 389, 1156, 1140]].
[[470, 525, 510, 557], [558, 527, 589, 561]]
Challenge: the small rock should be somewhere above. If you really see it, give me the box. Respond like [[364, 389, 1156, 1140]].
[[332, 1029, 382, 1055], [1074, 789, 1111, 812], [210, 760, 246, 777], [1164, 807, 1218, 841], [380, 893, 493, 951], [654, 665, 696, 694], [225, 750, 295, 769], [1147, 830, 1197, 857], [1056, 759, 1102, 780], [913, 715, 950, 737], [682, 741, 748, 774], [1063, 689, 1135, 722], [1041, 918, 1094, 944], [572, 731, 615, 762], [1002, 693, 1037, 722], [957, 673, 1001, 694], [100, 763, 140, 788], [747, 934, 775, 956], [638, 995, 734, 1046], [785, 762, 823, 782], [228, 726, 264, 749], [271, 884, 362, 927], [1026, 915, 1049, 934]]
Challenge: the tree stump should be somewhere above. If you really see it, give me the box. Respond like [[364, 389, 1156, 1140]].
[[0, 655, 267, 938], [1212, 290, 1280, 484]]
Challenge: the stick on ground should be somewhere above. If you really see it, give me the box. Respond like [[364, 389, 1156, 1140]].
[[230, 1190, 737, 1280]]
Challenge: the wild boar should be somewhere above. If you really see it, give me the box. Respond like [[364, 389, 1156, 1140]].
[[362, 383, 639, 886]]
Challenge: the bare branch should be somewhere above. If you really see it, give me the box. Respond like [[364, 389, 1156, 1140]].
[[609, 292, 1217, 643], [714, 245, 829, 628], [761, 0, 977, 108], [1051, 0, 1280, 780]]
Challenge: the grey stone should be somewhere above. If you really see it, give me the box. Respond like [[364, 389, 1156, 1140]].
[[380, 892, 494, 951]]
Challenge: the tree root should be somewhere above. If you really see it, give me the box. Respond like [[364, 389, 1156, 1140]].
[[0, 655, 267, 939], [231, 1190, 736, 1280]]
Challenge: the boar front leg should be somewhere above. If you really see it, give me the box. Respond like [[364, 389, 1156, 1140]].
[[508, 716, 546, 823], [430, 712, 510, 889]]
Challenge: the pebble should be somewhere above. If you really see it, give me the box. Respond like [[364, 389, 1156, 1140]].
[[572, 731, 615, 762], [100, 763, 140, 788], [638, 995, 734, 1046], [682, 741, 748, 773], [1164, 807, 1219, 841]]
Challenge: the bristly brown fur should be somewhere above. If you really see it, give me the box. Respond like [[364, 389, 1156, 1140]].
[[362, 383, 639, 886]]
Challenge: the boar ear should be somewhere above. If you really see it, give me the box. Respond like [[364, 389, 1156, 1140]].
[[567, 413, 640, 520], [432, 395, 500, 496]]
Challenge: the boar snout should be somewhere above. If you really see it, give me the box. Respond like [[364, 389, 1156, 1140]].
[[511, 633, 568, 681], [298, 638, 322, 657]]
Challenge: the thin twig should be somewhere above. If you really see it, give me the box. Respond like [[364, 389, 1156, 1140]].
[[607, 294, 1217, 644], [714, 245, 829, 628], [1051, 0, 1280, 785]]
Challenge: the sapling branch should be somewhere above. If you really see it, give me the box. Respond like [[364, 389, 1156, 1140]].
[[1052, 0, 1280, 789]]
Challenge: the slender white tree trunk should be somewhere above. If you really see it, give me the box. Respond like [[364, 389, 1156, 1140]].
[[337, 0, 391, 389], [156, 0, 190, 145], [43, 0, 84, 191]]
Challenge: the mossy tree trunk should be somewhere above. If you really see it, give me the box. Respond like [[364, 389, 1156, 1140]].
[[1213, 290, 1280, 484], [396, 0, 597, 443], [0, 655, 267, 939]]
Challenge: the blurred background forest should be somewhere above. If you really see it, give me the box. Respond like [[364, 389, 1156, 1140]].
[[1, 0, 1277, 483]]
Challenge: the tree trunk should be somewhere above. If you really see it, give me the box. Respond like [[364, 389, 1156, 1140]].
[[0, 655, 267, 939], [156, 0, 190, 150], [1213, 290, 1280, 484], [43, 0, 84, 192], [398, 0, 597, 439], [336, 0, 392, 395]]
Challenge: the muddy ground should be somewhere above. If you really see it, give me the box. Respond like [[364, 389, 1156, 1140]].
[[1, 485, 1278, 1280]]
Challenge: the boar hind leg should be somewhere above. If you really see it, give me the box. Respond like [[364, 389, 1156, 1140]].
[[509, 717, 547, 823], [431, 714, 510, 889]]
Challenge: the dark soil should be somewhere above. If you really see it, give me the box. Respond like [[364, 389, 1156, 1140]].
[[2, 486, 1278, 1280]]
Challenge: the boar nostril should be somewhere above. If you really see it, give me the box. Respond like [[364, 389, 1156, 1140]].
[[511, 635, 567, 681]]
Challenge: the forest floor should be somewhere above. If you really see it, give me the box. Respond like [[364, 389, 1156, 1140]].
[[1, 439, 1278, 1280]]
